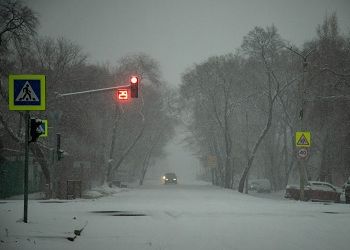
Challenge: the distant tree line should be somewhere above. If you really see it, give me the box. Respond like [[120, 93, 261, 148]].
[[180, 13, 350, 190]]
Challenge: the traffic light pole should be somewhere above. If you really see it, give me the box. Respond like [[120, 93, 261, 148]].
[[55, 85, 130, 98], [23, 111, 29, 223], [106, 104, 120, 183]]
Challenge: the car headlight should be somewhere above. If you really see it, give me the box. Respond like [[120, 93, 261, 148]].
[[165, 178, 169, 181], [173, 179, 177, 181]]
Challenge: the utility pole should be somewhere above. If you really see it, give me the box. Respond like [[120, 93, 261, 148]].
[[298, 57, 307, 201], [286, 46, 315, 201]]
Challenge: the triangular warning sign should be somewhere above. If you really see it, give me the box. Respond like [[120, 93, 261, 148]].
[[297, 134, 310, 146], [15, 81, 39, 102], [38, 124, 45, 133]]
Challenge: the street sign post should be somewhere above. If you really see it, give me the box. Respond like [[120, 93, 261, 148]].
[[295, 131, 311, 201], [9, 75, 46, 110], [23, 111, 29, 223], [297, 148, 308, 159], [8, 74, 46, 223], [295, 131, 311, 147]]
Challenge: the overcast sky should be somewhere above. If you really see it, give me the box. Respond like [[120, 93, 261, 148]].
[[27, 0, 350, 87]]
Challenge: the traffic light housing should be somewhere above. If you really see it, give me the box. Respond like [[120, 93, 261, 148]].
[[56, 133, 64, 161], [130, 76, 139, 98], [30, 118, 43, 143]]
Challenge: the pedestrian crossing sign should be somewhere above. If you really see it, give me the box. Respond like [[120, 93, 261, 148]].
[[39, 120, 48, 137], [295, 131, 311, 147], [9, 75, 46, 110]]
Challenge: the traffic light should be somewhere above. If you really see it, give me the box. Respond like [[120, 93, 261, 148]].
[[29, 118, 43, 143], [130, 76, 139, 98], [56, 133, 64, 161]]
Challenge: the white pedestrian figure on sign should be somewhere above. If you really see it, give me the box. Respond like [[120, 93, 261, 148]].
[[19, 83, 33, 101]]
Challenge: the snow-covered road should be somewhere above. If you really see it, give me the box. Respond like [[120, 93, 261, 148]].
[[1, 181, 350, 250]]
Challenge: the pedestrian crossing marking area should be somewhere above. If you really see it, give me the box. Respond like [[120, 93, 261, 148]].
[[9, 75, 46, 111]]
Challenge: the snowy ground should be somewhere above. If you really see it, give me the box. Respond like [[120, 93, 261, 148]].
[[1, 181, 350, 250]]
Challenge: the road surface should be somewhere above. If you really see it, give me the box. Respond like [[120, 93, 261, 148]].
[[1, 181, 350, 250]]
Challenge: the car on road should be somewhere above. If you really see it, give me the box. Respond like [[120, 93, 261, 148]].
[[162, 173, 177, 184], [285, 181, 341, 202]]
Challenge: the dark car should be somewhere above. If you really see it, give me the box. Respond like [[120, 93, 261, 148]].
[[162, 173, 177, 184], [285, 181, 341, 202]]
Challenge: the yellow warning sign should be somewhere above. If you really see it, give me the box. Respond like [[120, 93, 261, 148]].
[[295, 131, 311, 147]]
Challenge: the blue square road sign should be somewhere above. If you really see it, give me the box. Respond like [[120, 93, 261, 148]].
[[9, 75, 46, 111]]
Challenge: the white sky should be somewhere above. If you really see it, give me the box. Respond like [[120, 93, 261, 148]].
[[27, 0, 350, 86]]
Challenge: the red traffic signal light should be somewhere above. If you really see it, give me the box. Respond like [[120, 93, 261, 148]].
[[130, 76, 138, 84], [130, 76, 139, 98]]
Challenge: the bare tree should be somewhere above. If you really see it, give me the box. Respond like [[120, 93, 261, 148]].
[[238, 25, 285, 193], [0, 0, 38, 46], [305, 13, 350, 184]]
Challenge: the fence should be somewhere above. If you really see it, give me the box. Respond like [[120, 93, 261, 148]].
[[66, 180, 82, 199], [0, 161, 41, 198]]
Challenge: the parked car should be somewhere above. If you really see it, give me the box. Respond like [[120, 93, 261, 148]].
[[285, 181, 341, 202], [162, 173, 177, 184], [249, 179, 271, 193], [343, 177, 350, 204]]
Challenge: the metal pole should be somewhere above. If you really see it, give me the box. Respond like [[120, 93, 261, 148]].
[[245, 111, 249, 194], [106, 104, 120, 183], [53, 133, 61, 198], [298, 60, 306, 201], [56, 133, 61, 161], [285, 46, 314, 201], [23, 111, 29, 223], [55, 85, 130, 98]]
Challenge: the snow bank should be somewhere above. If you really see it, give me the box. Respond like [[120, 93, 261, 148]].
[[89, 183, 124, 196], [5, 192, 46, 200], [81, 190, 103, 199]]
